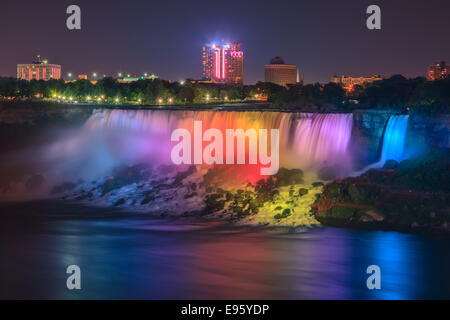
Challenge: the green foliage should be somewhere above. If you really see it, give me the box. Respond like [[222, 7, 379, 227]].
[[1, 75, 449, 113]]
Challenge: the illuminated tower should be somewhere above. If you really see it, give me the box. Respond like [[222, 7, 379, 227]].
[[202, 42, 244, 85]]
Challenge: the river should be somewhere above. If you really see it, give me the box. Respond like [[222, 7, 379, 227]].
[[1, 200, 449, 300]]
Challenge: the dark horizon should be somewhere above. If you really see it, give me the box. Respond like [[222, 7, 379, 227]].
[[0, 0, 449, 84]]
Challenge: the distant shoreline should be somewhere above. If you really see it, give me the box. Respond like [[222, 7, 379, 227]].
[[1, 100, 408, 114]]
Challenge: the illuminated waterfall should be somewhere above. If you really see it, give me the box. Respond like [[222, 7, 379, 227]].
[[352, 114, 409, 176], [379, 115, 409, 163], [81, 110, 354, 173]]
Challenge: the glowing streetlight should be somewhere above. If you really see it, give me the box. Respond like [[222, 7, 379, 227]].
[[115, 98, 119, 103], [206, 94, 210, 101], [93, 73, 97, 78], [168, 98, 173, 103], [69, 97, 73, 101], [87, 96, 91, 101], [118, 73, 122, 77], [224, 96, 228, 100], [180, 81, 185, 85], [68, 73, 72, 78], [144, 73, 148, 77], [97, 97, 102, 102], [138, 98, 142, 103]]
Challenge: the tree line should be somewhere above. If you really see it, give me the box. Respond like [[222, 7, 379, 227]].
[[1, 75, 449, 113]]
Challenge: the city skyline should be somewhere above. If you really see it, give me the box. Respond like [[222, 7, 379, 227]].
[[0, 0, 450, 84]]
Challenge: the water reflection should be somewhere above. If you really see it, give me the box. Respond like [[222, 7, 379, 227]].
[[0, 202, 450, 299]]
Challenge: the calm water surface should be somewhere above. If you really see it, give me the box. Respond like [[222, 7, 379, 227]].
[[1, 200, 449, 300]]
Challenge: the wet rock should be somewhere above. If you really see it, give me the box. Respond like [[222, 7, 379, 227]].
[[274, 208, 291, 220], [383, 160, 399, 169], [101, 164, 151, 196], [312, 182, 324, 188], [275, 168, 303, 186], [114, 198, 125, 206], [298, 188, 309, 196]]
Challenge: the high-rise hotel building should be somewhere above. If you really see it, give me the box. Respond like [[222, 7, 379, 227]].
[[202, 42, 244, 85], [427, 61, 449, 81], [17, 56, 61, 81], [264, 57, 297, 87]]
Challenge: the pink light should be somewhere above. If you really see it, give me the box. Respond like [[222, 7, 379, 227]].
[[215, 50, 219, 78], [222, 48, 225, 79]]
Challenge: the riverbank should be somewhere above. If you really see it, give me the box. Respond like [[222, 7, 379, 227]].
[[312, 150, 450, 235]]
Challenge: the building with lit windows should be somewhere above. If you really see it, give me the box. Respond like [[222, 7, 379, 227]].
[[331, 75, 383, 91], [427, 61, 449, 81], [17, 55, 61, 81], [264, 57, 297, 87], [202, 42, 244, 85]]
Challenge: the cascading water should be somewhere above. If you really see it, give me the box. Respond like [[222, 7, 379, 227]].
[[352, 114, 409, 176], [1, 109, 356, 199], [379, 115, 409, 163], [291, 113, 353, 171], [80, 110, 354, 176]]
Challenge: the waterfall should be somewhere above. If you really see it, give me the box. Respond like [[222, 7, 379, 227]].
[[352, 114, 409, 176], [30, 109, 356, 185], [379, 115, 409, 163], [291, 113, 353, 169]]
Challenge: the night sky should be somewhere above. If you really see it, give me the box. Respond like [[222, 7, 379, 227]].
[[0, 0, 449, 84]]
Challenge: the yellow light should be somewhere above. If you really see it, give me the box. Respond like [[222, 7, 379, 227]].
[[97, 97, 101, 101], [138, 99, 142, 103], [69, 97, 73, 101], [52, 94, 57, 98], [100, 95, 105, 99], [224, 96, 228, 100], [158, 98, 163, 104], [168, 98, 173, 103], [115, 98, 119, 103]]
